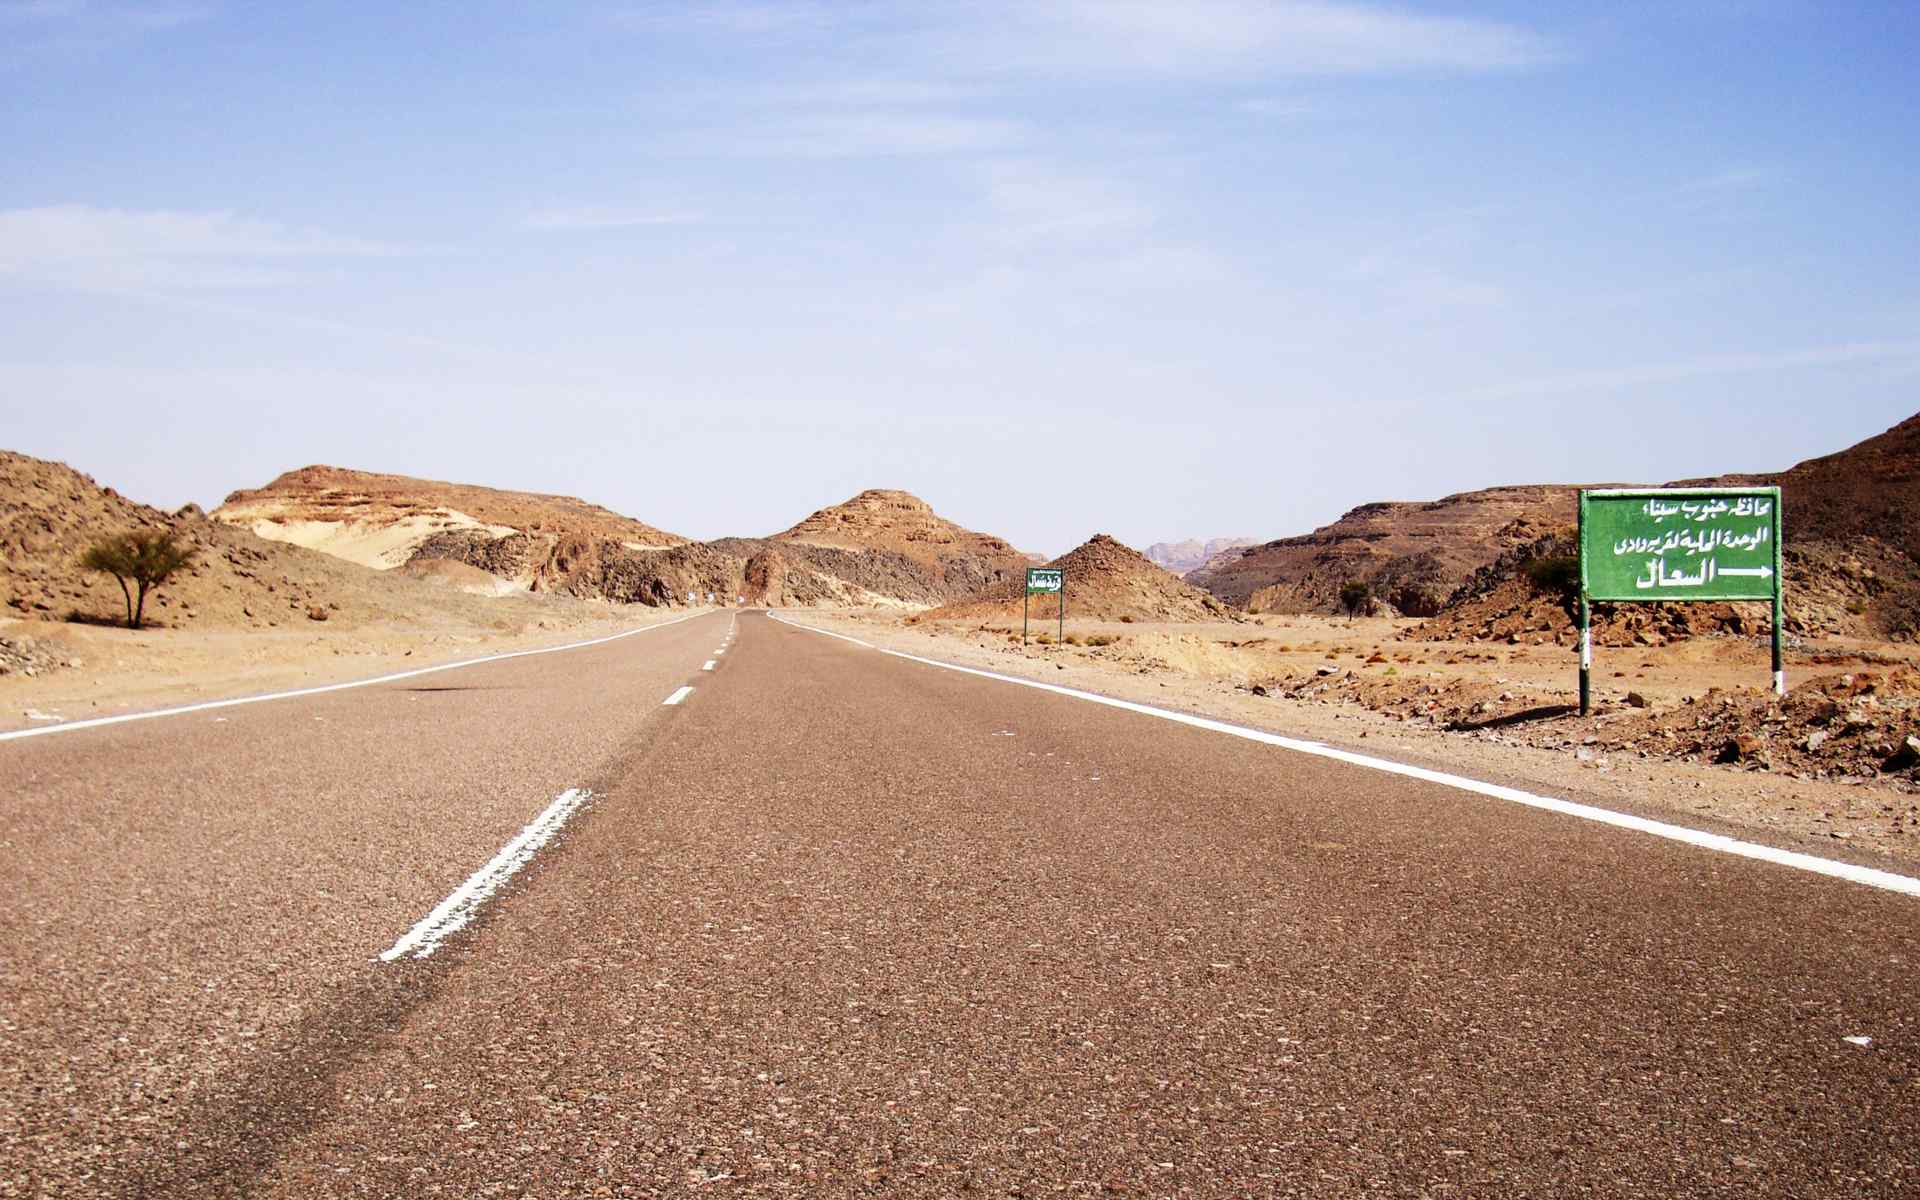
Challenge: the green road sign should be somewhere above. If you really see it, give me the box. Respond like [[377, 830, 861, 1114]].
[[1580, 488, 1781, 601], [1023, 567, 1064, 645], [1026, 568, 1064, 594], [1577, 487, 1785, 713]]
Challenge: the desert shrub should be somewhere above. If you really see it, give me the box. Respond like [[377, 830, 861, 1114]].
[[1118, 614, 1135, 623], [1035, 632, 1054, 645], [80, 530, 195, 630], [1524, 555, 1581, 602], [1086, 634, 1119, 647], [1339, 581, 1372, 618]]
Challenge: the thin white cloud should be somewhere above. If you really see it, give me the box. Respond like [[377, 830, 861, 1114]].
[[1237, 97, 1318, 118], [523, 208, 703, 232], [0, 205, 400, 292], [1460, 339, 1920, 403], [641, 0, 1560, 80], [0, 0, 209, 35], [1016, 0, 1560, 76], [980, 161, 1152, 246], [710, 112, 1024, 158]]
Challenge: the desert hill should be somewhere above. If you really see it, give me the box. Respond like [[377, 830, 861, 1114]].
[[1, 451, 593, 631], [927, 534, 1233, 623], [1193, 412, 1920, 635], [1189, 486, 1582, 616], [772, 488, 1033, 593], [402, 488, 1032, 610], [1396, 412, 1920, 644], [1144, 537, 1257, 578], [1679, 411, 1920, 560], [214, 465, 686, 572]]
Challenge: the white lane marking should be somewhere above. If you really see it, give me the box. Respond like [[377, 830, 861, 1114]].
[[768, 614, 874, 649], [703, 660, 716, 671], [664, 685, 694, 705], [380, 788, 593, 961], [768, 614, 1920, 901], [2, 611, 711, 743]]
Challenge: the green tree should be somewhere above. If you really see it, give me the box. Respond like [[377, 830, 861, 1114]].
[[1339, 580, 1372, 619], [80, 530, 196, 630]]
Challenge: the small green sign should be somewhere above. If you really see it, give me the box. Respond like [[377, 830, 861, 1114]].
[[1580, 488, 1782, 601], [1026, 568, 1064, 594]]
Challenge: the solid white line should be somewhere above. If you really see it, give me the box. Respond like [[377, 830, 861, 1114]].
[[768, 613, 874, 649], [702, 660, 716, 671], [664, 685, 694, 705], [1, 610, 710, 744], [380, 788, 593, 961], [769, 614, 1920, 901]]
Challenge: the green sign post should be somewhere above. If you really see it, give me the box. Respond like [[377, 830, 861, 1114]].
[[1577, 487, 1784, 715], [1024, 567, 1064, 647]]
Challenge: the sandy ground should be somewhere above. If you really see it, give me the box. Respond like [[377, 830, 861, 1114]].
[[0, 603, 713, 734], [803, 609, 1920, 870]]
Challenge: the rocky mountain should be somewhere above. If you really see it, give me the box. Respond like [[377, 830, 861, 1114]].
[[1192, 411, 1920, 636], [772, 488, 1033, 595], [928, 534, 1234, 624], [1681, 411, 1920, 560], [405, 487, 1032, 610], [1, 451, 550, 630], [1397, 412, 1920, 643], [214, 465, 686, 572], [1144, 537, 1257, 578], [1189, 486, 1584, 616]]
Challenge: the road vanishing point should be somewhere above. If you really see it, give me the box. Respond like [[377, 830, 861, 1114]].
[[3, 610, 1916, 1197]]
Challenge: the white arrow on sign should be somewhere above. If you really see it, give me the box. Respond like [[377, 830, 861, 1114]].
[[1719, 565, 1773, 578]]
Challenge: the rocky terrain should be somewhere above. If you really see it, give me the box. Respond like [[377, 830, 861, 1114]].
[[1189, 487, 1580, 615], [214, 465, 686, 572], [1193, 413, 1920, 643], [1144, 537, 1257, 578], [1, 450, 624, 635], [926, 533, 1235, 624], [408, 488, 1033, 610], [772, 488, 1033, 590]]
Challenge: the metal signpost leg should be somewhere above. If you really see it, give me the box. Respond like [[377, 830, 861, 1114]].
[[1772, 594, 1785, 697], [1772, 491, 1786, 696], [1059, 583, 1065, 646], [1023, 590, 1030, 647], [1578, 594, 1592, 718]]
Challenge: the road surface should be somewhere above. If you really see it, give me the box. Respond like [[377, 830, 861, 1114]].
[[2, 610, 1916, 1197]]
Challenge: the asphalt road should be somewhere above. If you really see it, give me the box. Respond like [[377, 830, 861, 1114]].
[[3, 610, 1917, 1197]]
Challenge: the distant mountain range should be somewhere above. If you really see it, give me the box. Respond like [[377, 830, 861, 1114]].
[[1143, 537, 1257, 578]]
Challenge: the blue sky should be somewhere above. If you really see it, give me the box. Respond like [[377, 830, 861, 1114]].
[[2, 2, 1916, 554]]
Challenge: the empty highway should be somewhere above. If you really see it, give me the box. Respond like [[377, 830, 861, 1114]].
[[2, 610, 1916, 1197]]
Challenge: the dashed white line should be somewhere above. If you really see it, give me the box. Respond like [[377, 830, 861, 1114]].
[[380, 788, 594, 962], [767, 613, 1920, 901], [664, 686, 694, 705], [2, 610, 709, 743], [702, 660, 716, 671]]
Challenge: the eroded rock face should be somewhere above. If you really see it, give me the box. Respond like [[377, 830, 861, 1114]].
[[213, 464, 686, 570], [773, 488, 1032, 586], [1194, 488, 1581, 614], [400, 489, 1035, 611], [929, 533, 1235, 624], [1193, 411, 1920, 639]]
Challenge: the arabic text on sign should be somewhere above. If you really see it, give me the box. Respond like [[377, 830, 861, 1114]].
[[1640, 496, 1771, 524], [1612, 524, 1771, 558]]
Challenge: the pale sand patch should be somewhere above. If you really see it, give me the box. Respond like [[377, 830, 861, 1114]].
[[229, 509, 519, 570]]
